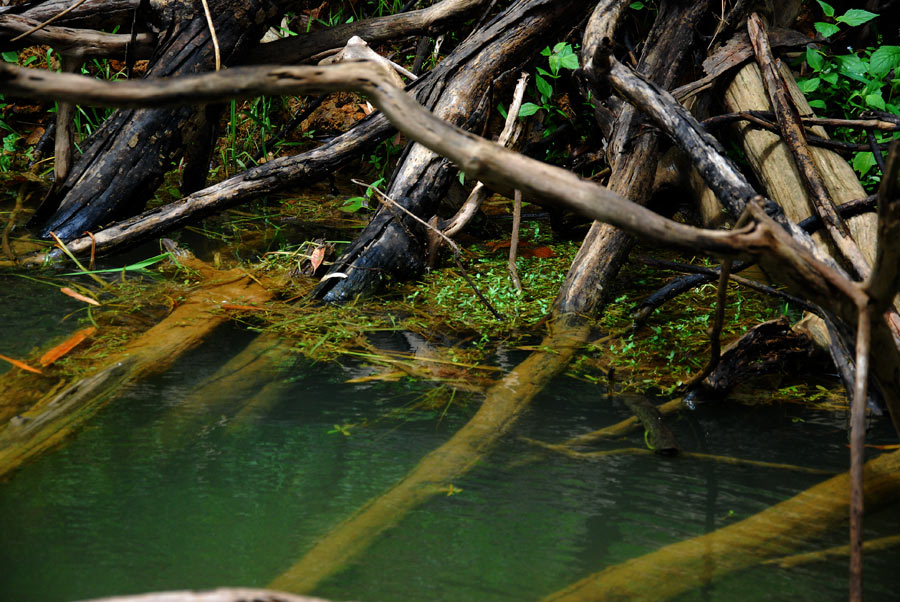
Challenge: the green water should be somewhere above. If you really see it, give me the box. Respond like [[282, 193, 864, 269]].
[[1, 327, 898, 602]]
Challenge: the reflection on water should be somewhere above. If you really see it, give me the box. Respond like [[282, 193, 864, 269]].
[[0, 328, 898, 602]]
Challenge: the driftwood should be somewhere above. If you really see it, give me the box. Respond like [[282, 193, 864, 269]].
[[542, 450, 900, 601], [246, 0, 490, 66], [77, 588, 334, 602], [0, 14, 155, 59], [554, 0, 711, 316], [4, 53, 900, 430]]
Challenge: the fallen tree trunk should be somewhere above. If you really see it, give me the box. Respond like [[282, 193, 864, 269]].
[[542, 450, 900, 602], [553, 0, 712, 315]]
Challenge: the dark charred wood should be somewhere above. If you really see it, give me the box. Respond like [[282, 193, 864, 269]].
[[688, 317, 819, 400], [27, 0, 290, 240], [17, 0, 138, 30], [314, 0, 590, 303]]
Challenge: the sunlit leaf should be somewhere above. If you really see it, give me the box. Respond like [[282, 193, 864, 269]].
[[536, 75, 553, 100], [797, 77, 821, 93], [869, 45, 900, 77], [814, 22, 840, 38], [518, 102, 541, 117], [852, 151, 876, 178], [815, 0, 834, 17], [835, 9, 877, 27], [806, 47, 825, 71]]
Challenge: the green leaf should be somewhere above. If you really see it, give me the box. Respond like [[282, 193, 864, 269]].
[[821, 72, 839, 84], [553, 42, 566, 54], [852, 151, 876, 177], [815, 0, 834, 17], [630, 1, 645, 9], [869, 46, 900, 77], [62, 252, 173, 275], [835, 9, 877, 27], [836, 54, 868, 74], [865, 92, 886, 110], [496, 102, 507, 120], [807, 47, 825, 71], [560, 53, 580, 70], [1, 51, 18, 63], [540, 46, 552, 57], [814, 22, 841, 38], [518, 102, 541, 117], [797, 77, 821, 93], [536, 75, 554, 100], [549, 53, 561, 76], [338, 196, 366, 212], [808, 99, 827, 109]]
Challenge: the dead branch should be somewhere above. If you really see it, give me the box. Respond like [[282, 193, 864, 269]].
[[866, 142, 900, 314], [0, 14, 155, 58], [245, 0, 490, 65], [748, 13, 871, 279]]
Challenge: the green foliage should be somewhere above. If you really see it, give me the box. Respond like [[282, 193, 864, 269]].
[[798, 3, 899, 189], [517, 43, 580, 119], [340, 177, 385, 213]]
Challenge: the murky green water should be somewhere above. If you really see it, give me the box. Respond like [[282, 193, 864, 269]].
[[1, 325, 898, 601]]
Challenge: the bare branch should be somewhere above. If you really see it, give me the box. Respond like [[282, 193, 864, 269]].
[[0, 14, 154, 59], [866, 142, 900, 313]]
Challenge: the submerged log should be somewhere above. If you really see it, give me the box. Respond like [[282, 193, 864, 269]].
[[542, 450, 900, 601], [268, 315, 590, 593], [0, 252, 277, 479]]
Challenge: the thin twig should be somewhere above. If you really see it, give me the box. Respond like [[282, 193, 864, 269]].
[[199, 0, 221, 71], [849, 302, 870, 602], [9, 0, 90, 42], [683, 258, 732, 390], [507, 188, 522, 292]]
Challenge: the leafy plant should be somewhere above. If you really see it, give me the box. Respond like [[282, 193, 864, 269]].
[[340, 177, 385, 212], [517, 42, 580, 119], [798, 2, 899, 188]]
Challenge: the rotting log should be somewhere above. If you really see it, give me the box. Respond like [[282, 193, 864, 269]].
[[268, 314, 590, 593], [0, 14, 156, 59], [542, 450, 900, 602], [314, 0, 592, 303], [0, 253, 277, 480]]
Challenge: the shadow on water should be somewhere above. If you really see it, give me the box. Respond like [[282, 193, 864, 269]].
[[0, 327, 898, 602]]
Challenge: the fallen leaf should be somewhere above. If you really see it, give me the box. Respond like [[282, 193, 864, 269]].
[[526, 246, 556, 258], [60, 287, 101, 306], [309, 245, 326, 272], [0, 353, 42, 374], [24, 126, 45, 145], [40, 326, 97, 367]]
